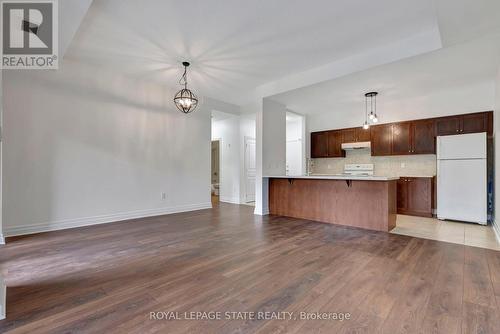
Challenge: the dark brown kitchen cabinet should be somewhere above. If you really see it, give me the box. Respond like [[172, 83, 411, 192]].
[[370, 124, 392, 156], [327, 130, 344, 158], [311, 111, 492, 158], [356, 127, 371, 142], [397, 177, 434, 217], [341, 128, 356, 143], [311, 131, 328, 158], [392, 122, 412, 155], [436, 112, 492, 136], [411, 119, 435, 154], [341, 127, 371, 143], [461, 112, 490, 134], [435, 116, 461, 136]]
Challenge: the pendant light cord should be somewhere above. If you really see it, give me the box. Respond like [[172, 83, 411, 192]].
[[365, 95, 368, 123], [179, 65, 188, 89]]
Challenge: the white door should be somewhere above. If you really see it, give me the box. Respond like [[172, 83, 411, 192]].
[[437, 159, 487, 224], [244, 137, 256, 202]]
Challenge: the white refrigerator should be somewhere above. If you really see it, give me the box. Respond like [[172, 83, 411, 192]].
[[437, 132, 487, 225]]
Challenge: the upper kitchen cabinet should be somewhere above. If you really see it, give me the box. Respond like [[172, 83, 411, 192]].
[[392, 122, 412, 155], [327, 130, 344, 158], [436, 112, 492, 137], [461, 112, 491, 135], [311, 131, 328, 158], [435, 115, 461, 136], [411, 119, 435, 154], [341, 128, 356, 143], [371, 124, 393, 156], [356, 127, 371, 142], [311, 111, 491, 158], [341, 127, 370, 143]]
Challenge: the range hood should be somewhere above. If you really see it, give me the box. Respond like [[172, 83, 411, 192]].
[[341, 141, 371, 150]]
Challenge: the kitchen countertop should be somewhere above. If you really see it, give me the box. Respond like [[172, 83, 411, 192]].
[[264, 175, 400, 181]]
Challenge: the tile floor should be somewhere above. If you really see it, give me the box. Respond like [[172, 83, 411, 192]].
[[391, 215, 500, 251]]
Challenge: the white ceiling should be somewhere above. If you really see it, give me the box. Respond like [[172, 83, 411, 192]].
[[65, 0, 500, 106], [270, 35, 500, 117], [66, 0, 442, 105]]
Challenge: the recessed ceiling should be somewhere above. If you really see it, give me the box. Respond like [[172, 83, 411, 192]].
[[269, 35, 500, 116], [66, 0, 442, 105]]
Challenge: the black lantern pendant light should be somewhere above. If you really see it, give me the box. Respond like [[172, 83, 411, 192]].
[[363, 92, 378, 129], [174, 62, 198, 114]]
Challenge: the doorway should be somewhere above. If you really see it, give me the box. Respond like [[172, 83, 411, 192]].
[[244, 136, 256, 203], [211, 140, 220, 204], [286, 112, 305, 176]]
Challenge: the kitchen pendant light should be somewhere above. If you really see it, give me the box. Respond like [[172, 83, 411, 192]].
[[362, 95, 370, 130], [364, 92, 378, 126], [174, 62, 198, 114]]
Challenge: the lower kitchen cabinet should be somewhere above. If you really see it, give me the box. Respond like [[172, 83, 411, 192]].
[[397, 177, 434, 218]]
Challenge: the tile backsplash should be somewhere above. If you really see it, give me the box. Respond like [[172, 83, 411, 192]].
[[312, 150, 436, 177]]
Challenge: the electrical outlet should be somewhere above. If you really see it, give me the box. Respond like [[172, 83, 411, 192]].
[[400, 163, 406, 168], [161, 192, 167, 200]]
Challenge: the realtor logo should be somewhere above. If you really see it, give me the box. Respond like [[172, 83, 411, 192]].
[[1, 0, 58, 69]]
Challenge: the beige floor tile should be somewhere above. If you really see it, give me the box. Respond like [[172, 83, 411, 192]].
[[392, 215, 500, 251]]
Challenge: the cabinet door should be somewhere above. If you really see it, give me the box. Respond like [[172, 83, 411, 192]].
[[435, 116, 461, 136], [327, 130, 344, 157], [461, 113, 488, 134], [412, 119, 435, 154], [392, 122, 412, 155], [397, 179, 408, 212], [407, 177, 433, 217], [341, 128, 356, 143], [370, 124, 393, 156], [356, 127, 371, 142], [311, 131, 328, 158]]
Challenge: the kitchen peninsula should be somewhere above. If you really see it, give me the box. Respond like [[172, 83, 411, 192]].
[[266, 174, 399, 232]]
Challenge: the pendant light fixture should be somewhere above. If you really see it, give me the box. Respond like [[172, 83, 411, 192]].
[[174, 62, 198, 114], [363, 92, 378, 129]]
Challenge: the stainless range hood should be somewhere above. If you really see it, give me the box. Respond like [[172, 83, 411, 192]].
[[341, 141, 371, 150]]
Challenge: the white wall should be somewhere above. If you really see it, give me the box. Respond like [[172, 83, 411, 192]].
[[255, 98, 286, 215], [307, 81, 495, 134], [494, 66, 500, 236], [0, 68, 4, 321], [0, 69, 3, 243], [2, 59, 237, 236]]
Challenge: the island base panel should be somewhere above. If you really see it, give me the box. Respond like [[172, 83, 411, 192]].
[[269, 178, 397, 232]]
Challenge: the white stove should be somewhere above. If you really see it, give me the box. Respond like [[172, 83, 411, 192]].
[[338, 163, 374, 177]]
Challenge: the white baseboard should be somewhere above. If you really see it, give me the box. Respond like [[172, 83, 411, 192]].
[[219, 196, 241, 204], [254, 207, 269, 216], [493, 220, 500, 244], [3, 202, 212, 237]]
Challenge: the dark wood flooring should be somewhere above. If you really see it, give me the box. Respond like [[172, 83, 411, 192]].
[[1, 203, 500, 333]]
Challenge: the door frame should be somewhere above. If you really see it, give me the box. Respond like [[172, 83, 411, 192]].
[[244, 136, 256, 203]]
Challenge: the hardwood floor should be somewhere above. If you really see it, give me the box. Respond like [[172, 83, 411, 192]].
[[1, 203, 500, 333]]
